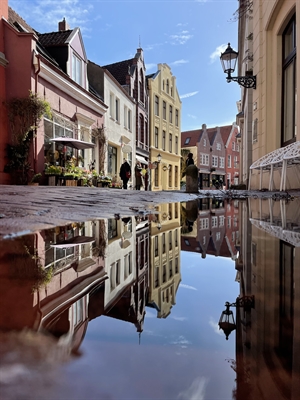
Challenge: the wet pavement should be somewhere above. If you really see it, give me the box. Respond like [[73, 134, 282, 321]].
[[0, 185, 299, 238]]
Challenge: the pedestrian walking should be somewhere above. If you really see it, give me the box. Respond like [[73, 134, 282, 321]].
[[119, 159, 131, 189], [186, 153, 194, 166], [135, 161, 143, 190]]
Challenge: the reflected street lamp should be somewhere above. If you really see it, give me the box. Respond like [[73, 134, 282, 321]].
[[220, 43, 256, 89], [219, 296, 255, 340]]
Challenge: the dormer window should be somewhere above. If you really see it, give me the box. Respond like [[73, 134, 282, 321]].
[[72, 53, 82, 85], [184, 137, 190, 145]]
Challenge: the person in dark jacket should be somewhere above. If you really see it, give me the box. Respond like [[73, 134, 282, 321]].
[[135, 161, 143, 190], [186, 153, 194, 166], [119, 159, 131, 189]]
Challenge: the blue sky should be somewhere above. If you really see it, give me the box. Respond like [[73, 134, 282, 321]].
[[9, 0, 241, 131]]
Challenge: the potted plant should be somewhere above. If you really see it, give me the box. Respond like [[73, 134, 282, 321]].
[[29, 173, 42, 186], [45, 164, 63, 186]]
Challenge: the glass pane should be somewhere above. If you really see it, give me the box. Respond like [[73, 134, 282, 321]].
[[283, 61, 295, 143]]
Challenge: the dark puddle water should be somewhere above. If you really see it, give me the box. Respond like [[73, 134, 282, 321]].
[[0, 198, 299, 400]]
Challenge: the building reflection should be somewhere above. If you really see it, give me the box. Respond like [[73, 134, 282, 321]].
[[181, 198, 239, 260], [233, 197, 300, 400], [147, 203, 181, 318]]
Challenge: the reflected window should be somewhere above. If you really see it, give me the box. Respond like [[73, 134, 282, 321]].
[[154, 266, 159, 288], [278, 242, 294, 372], [162, 233, 166, 253], [169, 231, 172, 250], [108, 218, 117, 239], [155, 236, 158, 257], [169, 261, 173, 278], [175, 257, 178, 273], [163, 264, 166, 282]]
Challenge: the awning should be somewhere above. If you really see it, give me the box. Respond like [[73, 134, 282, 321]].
[[50, 137, 95, 150], [51, 236, 95, 248], [136, 155, 148, 165]]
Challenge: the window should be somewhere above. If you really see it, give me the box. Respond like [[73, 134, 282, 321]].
[[128, 110, 131, 131], [175, 229, 178, 246], [219, 216, 225, 226], [166, 79, 169, 94], [155, 127, 159, 148], [154, 266, 159, 287], [200, 218, 209, 230], [124, 106, 127, 128], [175, 165, 178, 187], [162, 80, 165, 90], [175, 257, 179, 273], [108, 145, 117, 175], [162, 130, 166, 151], [232, 141, 235, 151], [169, 261, 173, 278], [155, 236, 158, 257], [234, 156, 238, 168], [282, 16, 296, 146], [252, 118, 258, 143], [203, 236, 206, 245], [115, 98, 120, 122], [175, 136, 178, 154], [169, 231, 172, 250], [168, 165, 172, 187], [212, 156, 218, 167], [72, 53, 82, 85], [169, 133, 172, 152], [169, 105, 173, 123], [216, 142, 221, 150], [212, 216, 218, 228], [175, 109, 179, 126], [203, 139, 206, 147], [139, 69, 144, 103], [216, 232, 221, 241], [154, 167, 159, 187], [200, 153, 209, 165], [155, 96, 159, 116], [162, 233, 166, 253], [184, 137, 191, 145], [163, 101, 166, 119], [220, 157, 225, 168], [227, 155, 231, 168], [109, 93, 114, 118]]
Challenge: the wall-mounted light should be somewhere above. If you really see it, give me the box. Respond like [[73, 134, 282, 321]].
[[220, 43, 256, 89], [218, 296, 255, 340], [157, 153, 162, 163]]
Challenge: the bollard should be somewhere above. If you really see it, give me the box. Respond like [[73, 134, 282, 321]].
[[186, 165, 199, 193]]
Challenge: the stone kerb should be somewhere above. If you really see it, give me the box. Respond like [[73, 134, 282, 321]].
[[186, 165, 199, 193]]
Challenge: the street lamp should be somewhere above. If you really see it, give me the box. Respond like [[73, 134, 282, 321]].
[[157, 153, 162, 163], [218, 296, 255, 340], [220, 43, 256, 89]]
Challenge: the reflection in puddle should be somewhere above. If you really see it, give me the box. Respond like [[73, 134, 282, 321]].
[[0, 198, 299, 399]]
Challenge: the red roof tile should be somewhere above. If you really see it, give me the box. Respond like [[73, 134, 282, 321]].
[[181, 129, 203, 147]]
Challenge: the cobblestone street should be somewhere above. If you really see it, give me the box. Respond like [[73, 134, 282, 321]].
[[0, 185, 299, 239]]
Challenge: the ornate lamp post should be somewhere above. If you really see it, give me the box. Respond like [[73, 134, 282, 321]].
[[220, 43, 256, 89], [219, 296, 255, 340]]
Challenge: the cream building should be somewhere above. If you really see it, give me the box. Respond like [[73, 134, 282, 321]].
[[236, 0, 300, 190], [148, 203, 181, 318], [147, 64, 182, 191]]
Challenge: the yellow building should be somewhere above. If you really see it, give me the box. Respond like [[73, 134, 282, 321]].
[[235, 0, 300, 190], [148, 203, 181, 318], [147, 64, 182, 191]]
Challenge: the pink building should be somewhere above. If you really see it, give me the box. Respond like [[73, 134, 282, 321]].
[[1, 8, 107, 185]]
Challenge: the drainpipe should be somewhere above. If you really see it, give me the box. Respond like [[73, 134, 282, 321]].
[[32, 49, 41, 173]]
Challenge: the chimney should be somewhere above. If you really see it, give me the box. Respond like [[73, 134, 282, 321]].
[[58, 18, 70, 31]]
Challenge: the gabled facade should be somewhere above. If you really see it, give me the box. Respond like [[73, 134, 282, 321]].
[[207, 127, 226, 188], [147, 64, 182, 191], [220, 123, 240, 188], [102, 49, 150, 189], [87, 62, 136, 184], [197, 125, 211, 189], [2, 9, 107, 185]]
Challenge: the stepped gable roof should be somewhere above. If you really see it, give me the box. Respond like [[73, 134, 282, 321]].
[[219, 125, 232, 146], [8, 7, 36, 34], [102, 59, 134, 86], [37, 30, 73, 47], [181, 129, 203, 147]]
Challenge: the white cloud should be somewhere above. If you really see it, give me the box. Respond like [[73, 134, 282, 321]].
[[187, 114, 197, 119], [171, 335, 191, 346], [180, 91, 199, 99], [210, 43, 228, 63], [209, 317, 223, 336], [179, 283, 197, 290], [170, 33, 193, 45], [171, 59, 189, 66], [177, 377, 209, 400], [171, 316, 187, 321]]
